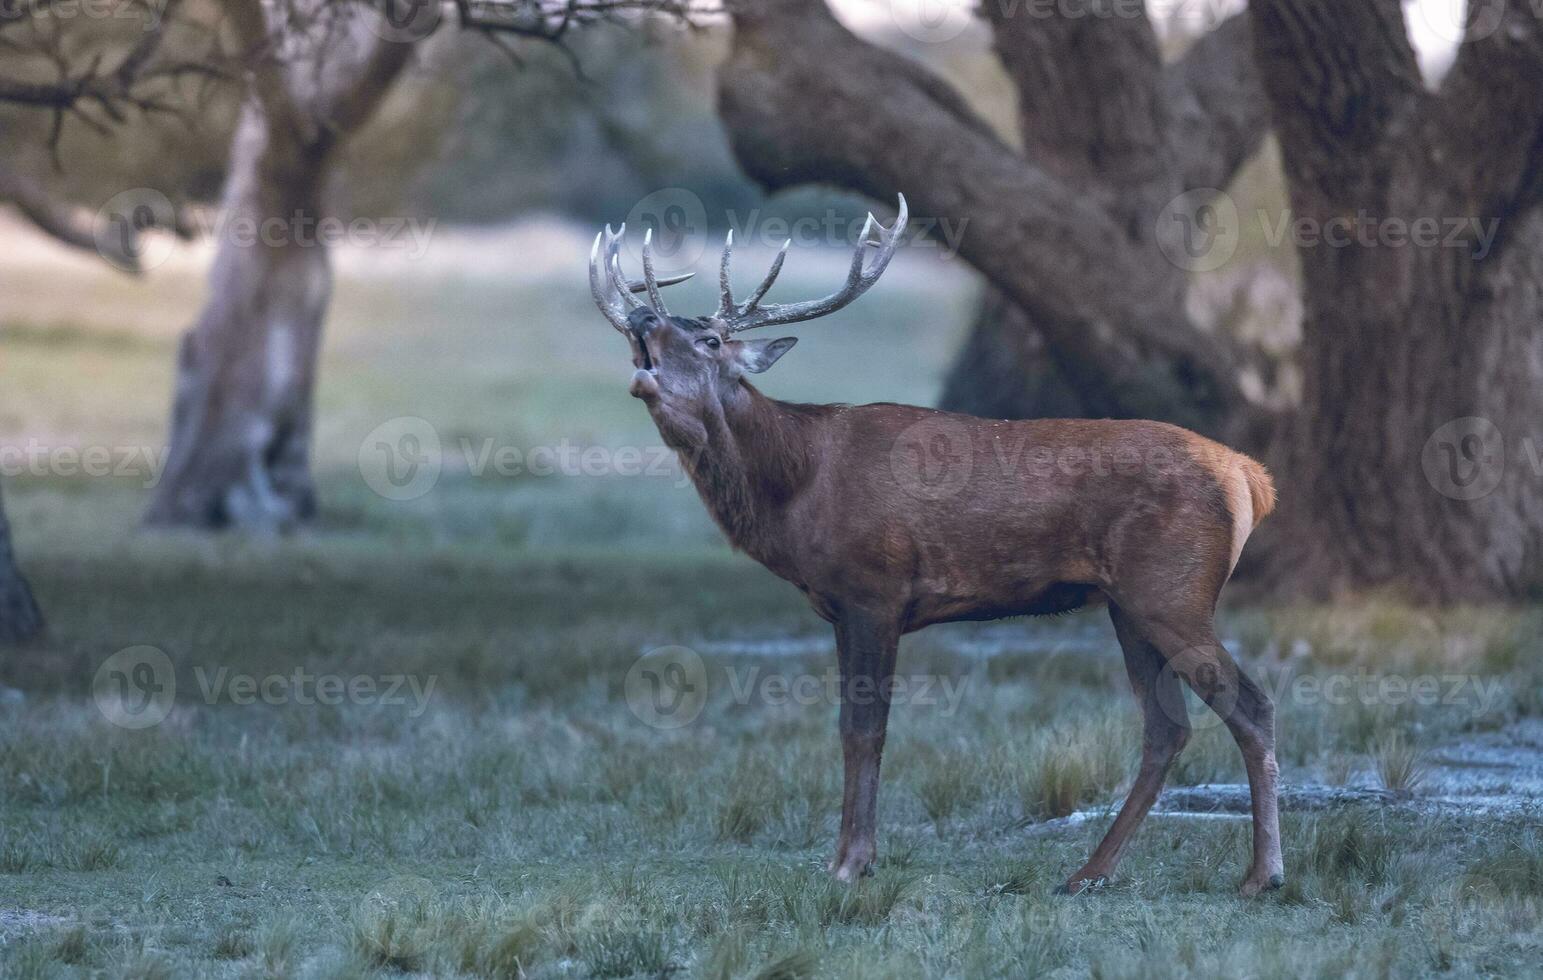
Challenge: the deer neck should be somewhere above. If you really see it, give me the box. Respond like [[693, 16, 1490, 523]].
[[676, 382, 819, 561]]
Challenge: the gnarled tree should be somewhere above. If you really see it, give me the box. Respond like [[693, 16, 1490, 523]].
[[143, 0, 417, 529], [145, 0, 705, 530], [715, 0, 1543, 601]]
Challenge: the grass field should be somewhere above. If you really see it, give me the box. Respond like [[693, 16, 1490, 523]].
[[2, 219, 1541, 978]]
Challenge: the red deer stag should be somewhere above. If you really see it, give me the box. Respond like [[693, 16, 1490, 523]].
[[588, 196, 1283, 896]]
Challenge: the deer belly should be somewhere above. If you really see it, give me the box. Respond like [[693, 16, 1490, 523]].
[[910, 578, 1105, 628]]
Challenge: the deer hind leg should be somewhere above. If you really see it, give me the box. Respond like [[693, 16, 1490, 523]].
[[828, 611, 899, 882], [1120, 609, 1284, 897], [1060, 604, 1191, 894]]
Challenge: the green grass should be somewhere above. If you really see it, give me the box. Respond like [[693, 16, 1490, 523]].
[[2, 224, 1541, 976]]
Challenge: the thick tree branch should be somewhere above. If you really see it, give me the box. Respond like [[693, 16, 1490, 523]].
[[985, 0, 1174, 225], [719, 0, 1250, 430], [0, 159, 139, 270], [1163, 12, 1270, 193]]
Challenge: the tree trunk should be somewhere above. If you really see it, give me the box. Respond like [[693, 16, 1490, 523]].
[[938, 12, 1271, 427], [0, 483, 43, 645], [145, 103, 332, 529], [145, 1, 412, 530], [1250, 0, 1543, 600]]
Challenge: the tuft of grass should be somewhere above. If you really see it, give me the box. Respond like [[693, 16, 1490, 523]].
[[211, 926, 253, 961], [1321, 751, 1359, 787], [1467, 833, 1543, 898], [50, 926, 92, 966], [576, 928, 675, 979], [910, 742, 986, 837], [749, 948, 820, 980], [1016, 714, 1131, 820], [1371, 731, 1428, 796]]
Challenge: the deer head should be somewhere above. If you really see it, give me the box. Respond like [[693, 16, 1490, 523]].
[[588, 196, 908, 445]]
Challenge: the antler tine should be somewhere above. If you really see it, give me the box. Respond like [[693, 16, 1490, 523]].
[[717, 229, 735, 318], [743, 239, 790, 312], [589, 223, 697, 332], [721, 193, 909, 334], [604, 227, 645, 312], [641, 228, 669, 315], [589, 231, 629, 334]]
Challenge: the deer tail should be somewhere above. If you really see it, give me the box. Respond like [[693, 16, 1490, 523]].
[[1237, 454, 1277, 530]]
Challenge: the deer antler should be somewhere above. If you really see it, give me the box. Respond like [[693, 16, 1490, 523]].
[[588, 224, 694, 334], [715, 194, 907, 334]]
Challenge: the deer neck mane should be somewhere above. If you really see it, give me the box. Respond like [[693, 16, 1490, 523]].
[[677, 381, 825, 558]]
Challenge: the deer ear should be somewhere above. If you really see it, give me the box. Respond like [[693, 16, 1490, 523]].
[[738, 337, 798, 374]]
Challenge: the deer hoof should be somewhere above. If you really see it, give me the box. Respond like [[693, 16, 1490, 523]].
[[1055, 874, 1108, 896], [830, 843, 875, 883], [1239, 871, 1286, 897]]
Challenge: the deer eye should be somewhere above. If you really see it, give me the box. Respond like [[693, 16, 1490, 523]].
[[700, 336, 721, 350]]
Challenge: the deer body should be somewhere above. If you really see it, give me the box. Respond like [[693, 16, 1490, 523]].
[[589, 198, 1285, 897], [671, 390, 1269, 632]]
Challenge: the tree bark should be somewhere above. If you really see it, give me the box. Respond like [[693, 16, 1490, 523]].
[[144, 1, 412, 530], [0, 483, 43, 645], [718, 0, 1259, 441], [937, 10, 1271, 428], [1250, 0, 1543, 600]]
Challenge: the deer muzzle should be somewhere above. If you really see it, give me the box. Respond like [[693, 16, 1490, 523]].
[[630, 368, 661, 402]]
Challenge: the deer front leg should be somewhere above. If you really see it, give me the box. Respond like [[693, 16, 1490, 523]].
[[829, 612, 899, 882]]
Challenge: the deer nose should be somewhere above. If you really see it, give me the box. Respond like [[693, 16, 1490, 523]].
[[627, 309, 659, 337]]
